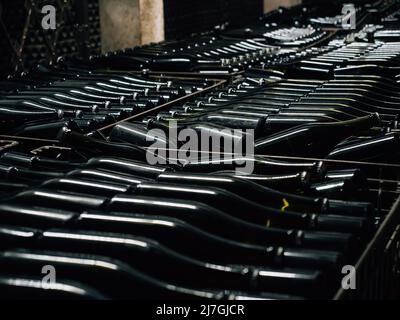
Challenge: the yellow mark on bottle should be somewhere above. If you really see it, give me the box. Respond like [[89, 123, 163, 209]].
[[281, 198, 289, 212], [266, 219, 271, 227]]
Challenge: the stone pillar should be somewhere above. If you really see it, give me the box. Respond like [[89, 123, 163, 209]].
[[99, 0, 165, 53], [139, 0, 164, 45], [264, 0, 302, 13]]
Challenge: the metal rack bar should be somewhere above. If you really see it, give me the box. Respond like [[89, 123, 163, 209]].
[[97, 78, 228, 134], [334, 196, 400, 299]]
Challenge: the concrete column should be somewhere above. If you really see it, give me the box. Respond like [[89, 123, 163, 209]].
[[264, 0, 302, 13], [139, 0, 164, 45], [99, 0, 165, 53]]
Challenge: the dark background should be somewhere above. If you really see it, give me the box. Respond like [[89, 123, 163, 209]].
[[0, 0, 101, 79], [0, 0, 264, 78], [163, 0, 264, 40]]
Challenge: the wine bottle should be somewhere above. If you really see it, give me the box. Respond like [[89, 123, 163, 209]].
[[1, 248, 270, 300], [57, 128, 149, 162], [109, 121, 177, 148], [214, 170, 311, 191], [148, 113, 266, 136], [0, 275, 107, 300], [156, 171, 321, 213], [327, 132, 400, 161], [255, 113, 381, 157]]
